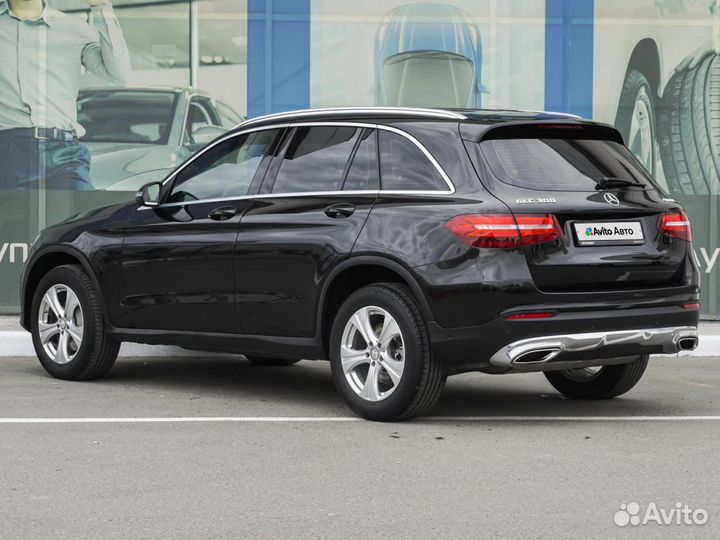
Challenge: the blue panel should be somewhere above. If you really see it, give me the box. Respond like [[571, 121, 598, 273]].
[[544, 0, 594, 118], [247, 0, 267, 119], [247, 0, 310, 119]]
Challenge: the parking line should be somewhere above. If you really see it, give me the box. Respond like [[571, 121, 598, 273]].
[[0, 415, 719, 424]]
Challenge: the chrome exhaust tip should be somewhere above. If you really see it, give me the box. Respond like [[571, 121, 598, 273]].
[[677, 337, 698, 351], [512, 347, 562, 364]]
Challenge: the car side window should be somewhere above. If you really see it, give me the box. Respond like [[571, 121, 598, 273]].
[[343, 129, 379, 191], [379, 130, 447, 191], [271, 126, 360, 193], [168, 129, 280, 203]]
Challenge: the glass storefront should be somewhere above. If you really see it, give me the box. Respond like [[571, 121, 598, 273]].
[[1, 0, 719, 317]]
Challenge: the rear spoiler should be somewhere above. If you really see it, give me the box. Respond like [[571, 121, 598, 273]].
[[460, 119, 625, 145]]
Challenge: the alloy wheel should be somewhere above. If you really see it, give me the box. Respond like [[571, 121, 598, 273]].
[[340, 306, 405, 402], [38, 284, 84, 365], [628, 86, 654, 172]]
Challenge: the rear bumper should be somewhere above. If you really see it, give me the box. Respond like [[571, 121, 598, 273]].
[[488, 326, 697, 373], [428, 304, 700, 373]]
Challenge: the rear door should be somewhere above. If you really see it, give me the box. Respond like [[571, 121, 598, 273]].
[[463, 122, 690, 291], [234, 124, 379, 337]]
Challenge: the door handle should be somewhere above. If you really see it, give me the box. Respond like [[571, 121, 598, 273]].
[[208, 205, 237, 221], [324, 203, 355, 218]]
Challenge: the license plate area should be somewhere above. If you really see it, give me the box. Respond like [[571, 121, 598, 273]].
[[572, 221, 645, 246]]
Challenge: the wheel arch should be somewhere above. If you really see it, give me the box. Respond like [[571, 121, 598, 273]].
[[317, 256, 434, 356], [22, 246, 107, 331]]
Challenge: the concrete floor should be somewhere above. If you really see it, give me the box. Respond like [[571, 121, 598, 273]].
[[0, 355, 718, 539]]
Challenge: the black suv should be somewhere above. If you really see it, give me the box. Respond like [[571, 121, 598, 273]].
[[20, 107, 700, 421]]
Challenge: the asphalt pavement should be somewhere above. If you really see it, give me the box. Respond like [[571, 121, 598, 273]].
[[0, 354, 718, 539]]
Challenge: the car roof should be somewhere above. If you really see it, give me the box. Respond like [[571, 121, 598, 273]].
[[235, 107, 585, 130], [232, 107, 625, 145]]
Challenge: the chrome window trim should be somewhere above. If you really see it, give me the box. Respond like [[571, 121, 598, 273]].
[[139, 188, 454, 210], [151, 120, 455, 209]]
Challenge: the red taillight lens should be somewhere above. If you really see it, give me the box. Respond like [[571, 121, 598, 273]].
[[683, 303, 700, 310], [447, 214, 562, 248], [659, 211, 692, 241]]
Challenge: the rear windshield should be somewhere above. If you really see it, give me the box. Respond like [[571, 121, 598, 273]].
[[479, 138, 657, 191]]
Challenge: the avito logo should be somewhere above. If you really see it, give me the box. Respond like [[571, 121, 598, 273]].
[[586, 226, 614, 236], [585, 226, 636, 237]]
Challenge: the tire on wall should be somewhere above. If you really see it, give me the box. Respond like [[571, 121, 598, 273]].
[[615, 69, 658, 177], [659, 54, 720, 195]]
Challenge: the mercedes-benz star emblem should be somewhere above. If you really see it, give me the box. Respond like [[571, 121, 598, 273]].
[[604, 192, 620, 206]]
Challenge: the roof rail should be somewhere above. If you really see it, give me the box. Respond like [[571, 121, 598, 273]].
[[237, 107, 467, 128]]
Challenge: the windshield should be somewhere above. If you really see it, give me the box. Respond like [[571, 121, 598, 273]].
[[77, 91, 177, 145], [479, 138, 657, 191]]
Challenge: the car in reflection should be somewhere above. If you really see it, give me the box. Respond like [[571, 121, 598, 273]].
[[374, 3, 485, 108], [77, 87, 243, 191]]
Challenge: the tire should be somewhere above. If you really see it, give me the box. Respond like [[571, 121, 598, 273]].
[[329, 283, 446, 421], [245, 355, 301, 367], [615, 69, 658, 177], [659, 54, 720, 195], [544, 355, 649, 399], [31, 265, 119, 380]]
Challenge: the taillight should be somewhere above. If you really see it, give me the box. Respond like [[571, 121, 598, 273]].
[[659, 211, 692, 241], [447, 214, 562, 248]]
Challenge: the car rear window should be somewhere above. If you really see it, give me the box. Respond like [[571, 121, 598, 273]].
[[479, 138, 657, 191]]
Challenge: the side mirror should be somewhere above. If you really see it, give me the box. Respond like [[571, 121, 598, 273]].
[[135, 181, 162, 207]]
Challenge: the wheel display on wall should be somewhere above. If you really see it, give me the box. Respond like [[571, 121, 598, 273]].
[[615, 69, 658, 177], [659, 53, 720, 195]]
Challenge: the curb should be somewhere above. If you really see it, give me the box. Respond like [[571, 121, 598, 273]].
[[1, 330, 719, 358], [0, 331, 201, 358]]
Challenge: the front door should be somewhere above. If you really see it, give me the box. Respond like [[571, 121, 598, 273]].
[[121, 128, 283, 333]]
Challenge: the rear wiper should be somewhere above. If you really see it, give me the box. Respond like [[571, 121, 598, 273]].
[[595, 176, 644, 189]]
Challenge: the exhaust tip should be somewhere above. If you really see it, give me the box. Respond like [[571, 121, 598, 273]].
[[513, 347, 561, 364], [677, 337, 698, 351]]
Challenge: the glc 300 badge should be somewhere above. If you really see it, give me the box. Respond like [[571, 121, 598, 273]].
[[515, 197, 557, 204]]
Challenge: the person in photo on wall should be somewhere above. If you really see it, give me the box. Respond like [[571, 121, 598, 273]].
[[0, 0, 130, 191]]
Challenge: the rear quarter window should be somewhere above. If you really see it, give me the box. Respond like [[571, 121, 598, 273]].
[[379, 130, 448, 191], [480, 138, 657, 191]]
